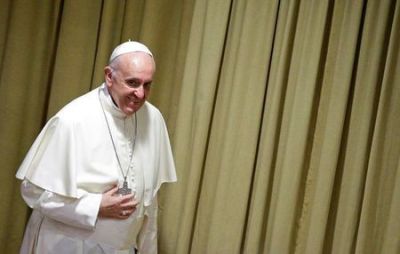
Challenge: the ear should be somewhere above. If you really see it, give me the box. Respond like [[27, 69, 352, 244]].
[[104, 66, 113, 86]]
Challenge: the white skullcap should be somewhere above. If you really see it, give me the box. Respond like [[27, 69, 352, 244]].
[[109, 41, 153, 63]]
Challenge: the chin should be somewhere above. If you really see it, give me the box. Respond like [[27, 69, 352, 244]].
[[124, 105, 142, 115], [123, 109, 136, 115]]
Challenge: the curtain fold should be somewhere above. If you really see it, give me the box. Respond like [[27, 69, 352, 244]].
[[1, 0, 399, 253], [355, 2, 400, 253], [0, 1, 62, 252], [189, 0, 279, 252], [293, 1, 364, 253], [158, 0, 233, 252]]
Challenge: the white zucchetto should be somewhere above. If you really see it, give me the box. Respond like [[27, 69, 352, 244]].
[[109, 41, 153, 63]]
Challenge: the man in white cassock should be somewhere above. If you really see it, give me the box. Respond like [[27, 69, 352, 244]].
[[16, 41, 177, 254]]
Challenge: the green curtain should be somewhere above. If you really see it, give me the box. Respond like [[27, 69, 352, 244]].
[[1, 0, 399, 253]]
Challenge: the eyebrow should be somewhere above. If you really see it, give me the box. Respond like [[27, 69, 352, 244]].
[[125, 77, 153, 84]]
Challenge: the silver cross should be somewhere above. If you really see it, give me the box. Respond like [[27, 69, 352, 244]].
[[117, 180, 132, 195]]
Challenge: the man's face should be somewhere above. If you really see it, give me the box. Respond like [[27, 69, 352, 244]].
[[105, 52, 155, 115]]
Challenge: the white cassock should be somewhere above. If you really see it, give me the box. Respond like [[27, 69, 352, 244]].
[[16, 84, 177, 254]]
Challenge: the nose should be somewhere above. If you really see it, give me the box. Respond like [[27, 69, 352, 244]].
[[133, 85, 145, 99]]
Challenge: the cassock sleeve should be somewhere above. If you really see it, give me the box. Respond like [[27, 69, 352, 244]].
[[137, 196, 158, 254], [21, 180, 102, 230]]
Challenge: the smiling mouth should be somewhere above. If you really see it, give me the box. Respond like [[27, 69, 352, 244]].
[[128, 97, 141, 104]]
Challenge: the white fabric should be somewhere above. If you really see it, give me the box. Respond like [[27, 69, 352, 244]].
[[109, 41, 153, 63], [21, 180, 101, 230], [19, 181, 157, 254], [16, 84, 177, 253]]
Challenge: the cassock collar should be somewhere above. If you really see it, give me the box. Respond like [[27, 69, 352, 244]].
[[100, 83, 132, 119]]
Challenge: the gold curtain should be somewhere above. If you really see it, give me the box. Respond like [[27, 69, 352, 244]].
[[1, 0, 399, 253]]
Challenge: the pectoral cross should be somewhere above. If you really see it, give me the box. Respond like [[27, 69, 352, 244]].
[[117, 179, 132, 195]]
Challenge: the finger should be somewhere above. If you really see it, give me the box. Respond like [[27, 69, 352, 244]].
[[121, 201, 138, 210], [119, 193, 135, 203], [108, 185, 120, 195], [121, 197, 139, 206], [123, 208, 136, 216], [104, 185, 119, 195], [117, 210, 132, 219]]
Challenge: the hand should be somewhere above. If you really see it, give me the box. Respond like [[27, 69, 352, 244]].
[[98, 185, 138, 219]]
